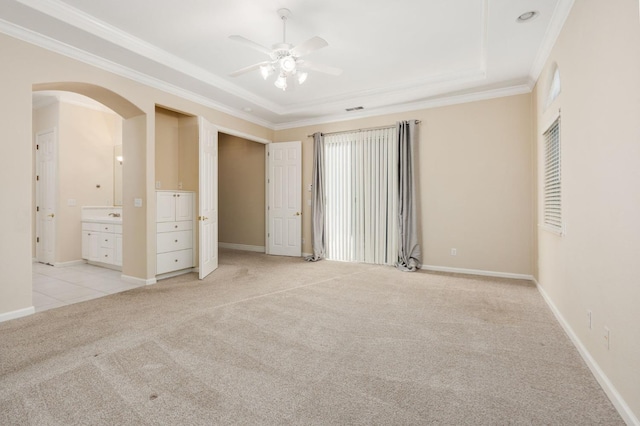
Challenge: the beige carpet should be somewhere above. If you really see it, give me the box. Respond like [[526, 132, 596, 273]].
[[0, 249, 622, 425]]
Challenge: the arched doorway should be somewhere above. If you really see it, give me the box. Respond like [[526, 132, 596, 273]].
[[32, 83, 148, 310]]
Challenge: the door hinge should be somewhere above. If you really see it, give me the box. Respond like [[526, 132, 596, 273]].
[[36, 237, 39, 243], [268, 233, 270, 237], [268, 206, 270, 210], [36, 144, 39, 150], [36, 175, 39, 181], [36, 206, 39, 212]]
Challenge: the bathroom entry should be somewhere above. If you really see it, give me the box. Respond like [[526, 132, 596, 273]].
[[32, 91, 123, 267]]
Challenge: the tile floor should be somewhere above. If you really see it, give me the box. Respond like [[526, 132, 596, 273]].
[[32, 262, 146, 312]]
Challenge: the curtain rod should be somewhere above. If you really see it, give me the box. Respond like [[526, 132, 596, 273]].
[[306, 120, 421, 138]]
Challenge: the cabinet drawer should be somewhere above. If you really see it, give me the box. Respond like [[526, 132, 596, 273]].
[[157, 221, 193, 233], [157, 249, 193, 274], [99, 223, 117, 233], [157, 230, 192, 254], [100, 233, 115, 248], [82, 222, 100, 232], [99, 247, 115, 264]]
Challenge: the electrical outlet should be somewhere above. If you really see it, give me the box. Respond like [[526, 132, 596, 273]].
[[587, 310, 592, 330], [451, 248, 457, 256], [155, 181, 161, 189], [603, 326, 610, 350]]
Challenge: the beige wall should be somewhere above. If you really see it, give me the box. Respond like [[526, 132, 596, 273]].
[[218, 134, 265, 247], [178, 116, 199, 193], [0, 32, 272, 317], [275, 94, 533, 276], [533, 0, 640, 420], [154, 107, 199, 192], [58, 102, 121, 262], [154, 107, 181, 190]]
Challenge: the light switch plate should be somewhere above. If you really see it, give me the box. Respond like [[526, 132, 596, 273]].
[[134, 198, 143, 207]]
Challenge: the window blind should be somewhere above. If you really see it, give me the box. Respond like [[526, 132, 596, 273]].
[[324, 128, 398, 265], [543, 117, 562, 231]]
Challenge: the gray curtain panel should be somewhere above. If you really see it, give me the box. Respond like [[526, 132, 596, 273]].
[[396, 120, 422, 271], [305, 132, 326, 261]]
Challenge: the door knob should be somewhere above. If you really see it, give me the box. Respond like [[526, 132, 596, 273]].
[[47, 213, 55, 218], [294, 212, 301, 216]]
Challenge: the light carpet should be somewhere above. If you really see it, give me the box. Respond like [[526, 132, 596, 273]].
[[0, 249, 622, 425]]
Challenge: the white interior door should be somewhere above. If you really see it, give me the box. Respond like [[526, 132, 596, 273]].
[[36, 129, 57, 265], [198, 117, 218, 279], [268, 141, 302, 257]]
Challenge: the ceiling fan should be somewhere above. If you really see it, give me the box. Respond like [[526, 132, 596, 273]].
[[229, 8, 342, 91]]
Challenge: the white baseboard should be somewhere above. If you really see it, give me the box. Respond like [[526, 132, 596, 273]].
[[54, 260, 85, 268], [535, 279, 639, 426], [154, 268, 196, 281], [0, 306, 35, 323], [121, 274, 157, 286], [219, 243, 265, 253], [422, 264, 534, 281]]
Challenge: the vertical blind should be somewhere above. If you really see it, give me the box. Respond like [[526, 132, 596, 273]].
[[543, 117, 562, 231], [324, 128, 399, 265]]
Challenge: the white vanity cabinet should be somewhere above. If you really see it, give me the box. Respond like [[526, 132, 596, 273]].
[[156, 191, 195, 275], [82, 221, 122, 267]]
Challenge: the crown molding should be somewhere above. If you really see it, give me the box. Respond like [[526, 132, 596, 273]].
[[3, 0, 539, 133], [281, 68, 487, 116], [528, 0, 575, 84], [274, 83, 532, 131], [0, 18, 275, 129], [14, 0, 494, 123], [14, 0, 282, 113]]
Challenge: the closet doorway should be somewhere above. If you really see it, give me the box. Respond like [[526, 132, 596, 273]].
[[218, 133, 266, 253]]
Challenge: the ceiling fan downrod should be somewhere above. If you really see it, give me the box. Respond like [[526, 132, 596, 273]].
[[278, 8, 292, 45]]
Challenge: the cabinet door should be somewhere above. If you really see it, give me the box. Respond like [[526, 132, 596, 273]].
[[157, 192, 175, 222], [88, 232, 100, 262], [82, 231, 90, 260], [115, 234, 123, 266], [175, 192, 193, 222]]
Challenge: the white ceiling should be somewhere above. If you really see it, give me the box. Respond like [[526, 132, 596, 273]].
[[1, 0, 573, 129]]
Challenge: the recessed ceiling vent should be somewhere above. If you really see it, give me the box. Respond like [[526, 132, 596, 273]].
[[346, 106, 364, 112]]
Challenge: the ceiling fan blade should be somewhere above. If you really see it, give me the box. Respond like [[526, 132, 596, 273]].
[[290, 36, 328, 57], [299, 60, 343, 76], [228, 35, 272, 56], [229, 61, 270, 77]]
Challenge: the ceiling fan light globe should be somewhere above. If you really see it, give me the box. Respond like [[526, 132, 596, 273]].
[[274, 75, 288, 90], [259, 64, 272, 80], [297, 72, 308, 85], [280, 56, 296, 73]]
